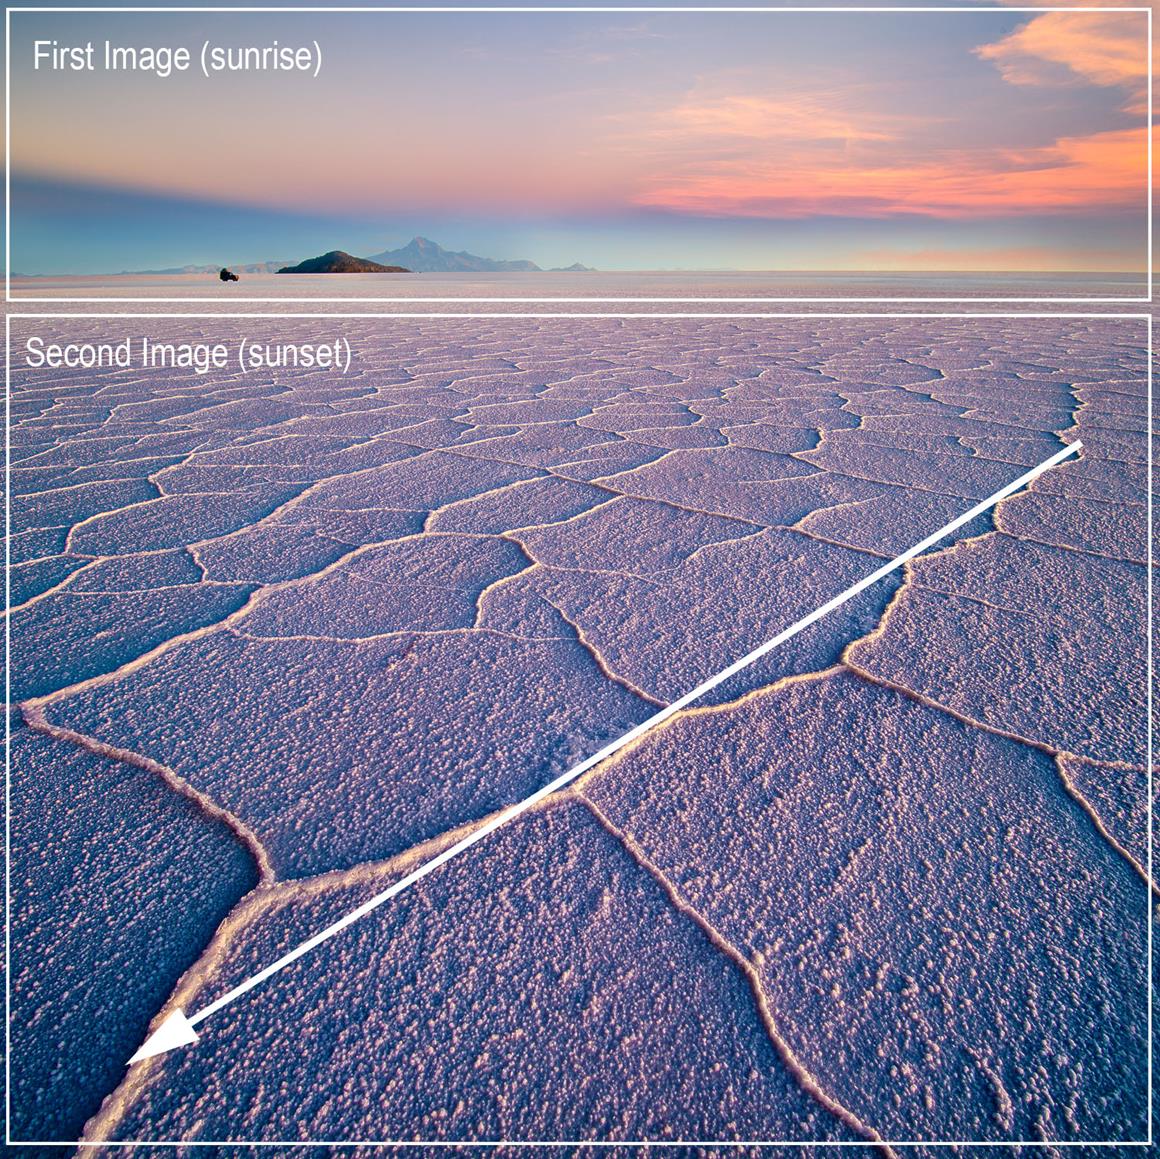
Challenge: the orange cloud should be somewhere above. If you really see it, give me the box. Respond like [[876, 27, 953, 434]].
[[633, 125, 1149, 218], [976, 10, 1148, 112]]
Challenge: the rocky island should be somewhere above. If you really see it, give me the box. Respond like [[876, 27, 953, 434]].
[[277, 251, 410, 274]]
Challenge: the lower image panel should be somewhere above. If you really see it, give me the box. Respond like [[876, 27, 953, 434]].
[[6, 314, 1151, 1145]]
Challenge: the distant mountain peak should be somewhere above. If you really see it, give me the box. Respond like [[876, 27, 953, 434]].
[[369, 237, 541, 273]]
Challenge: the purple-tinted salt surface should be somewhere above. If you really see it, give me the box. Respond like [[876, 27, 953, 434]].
[[9, 725, 259, 1141], [581, 672, 1147, 1142], [49, 630, 648, 877], [89, 802, 860, 1144], [8, 317, 1149, 1143], [480, 526, 905, 706], [11, 573, 255, 700], [846, 536, 1145, 765]]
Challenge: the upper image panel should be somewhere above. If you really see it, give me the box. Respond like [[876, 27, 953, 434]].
[[7, 5, 1152, 302]]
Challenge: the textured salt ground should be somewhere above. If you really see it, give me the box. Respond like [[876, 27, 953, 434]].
[[8, 724, 259, 1141], [580, 672, 1148, 1143], [6, 316, 1150, 1143], [480, 527, 905, 706], [91, 801, 859, 1144], [10, 573, 255, 701], [45, 629, 650, 878], [847, 534, 1146, 765]]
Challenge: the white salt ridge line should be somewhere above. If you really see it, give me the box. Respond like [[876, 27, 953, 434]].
[[129, 439, 1082, 1064]]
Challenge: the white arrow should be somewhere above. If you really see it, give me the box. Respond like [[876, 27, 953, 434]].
[[128, 1009, 199, 1063], [129, 440, 1082, 1063]]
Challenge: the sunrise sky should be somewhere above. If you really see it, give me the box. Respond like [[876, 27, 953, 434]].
[[9, 3, 1151, 274]]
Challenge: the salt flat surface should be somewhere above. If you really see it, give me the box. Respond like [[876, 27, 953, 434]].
[[7, 317, 1150, 1143], [10, 271, 1147, 302], [8, 725, 259, 1141]]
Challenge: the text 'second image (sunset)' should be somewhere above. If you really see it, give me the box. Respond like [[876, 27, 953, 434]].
[[4, 1, 1154, 1150]]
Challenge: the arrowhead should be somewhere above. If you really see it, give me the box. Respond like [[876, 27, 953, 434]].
[[128, 1008, 199, 1064]]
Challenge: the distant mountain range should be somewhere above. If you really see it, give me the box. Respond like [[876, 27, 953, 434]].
[[277, 250, 409, 274], [109, 260, 293, 275], [78, 237, 593, 277]]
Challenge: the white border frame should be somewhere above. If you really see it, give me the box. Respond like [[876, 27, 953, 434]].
[[4, 303, 1155, 1146], [2, 5, 1154, 305]]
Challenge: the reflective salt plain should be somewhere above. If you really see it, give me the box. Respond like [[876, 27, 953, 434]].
[[7, 315, 1151, 1145], [10, 269, 1148, 305]]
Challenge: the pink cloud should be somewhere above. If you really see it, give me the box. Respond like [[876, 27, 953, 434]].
[[632, 126, 1149, 219]]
